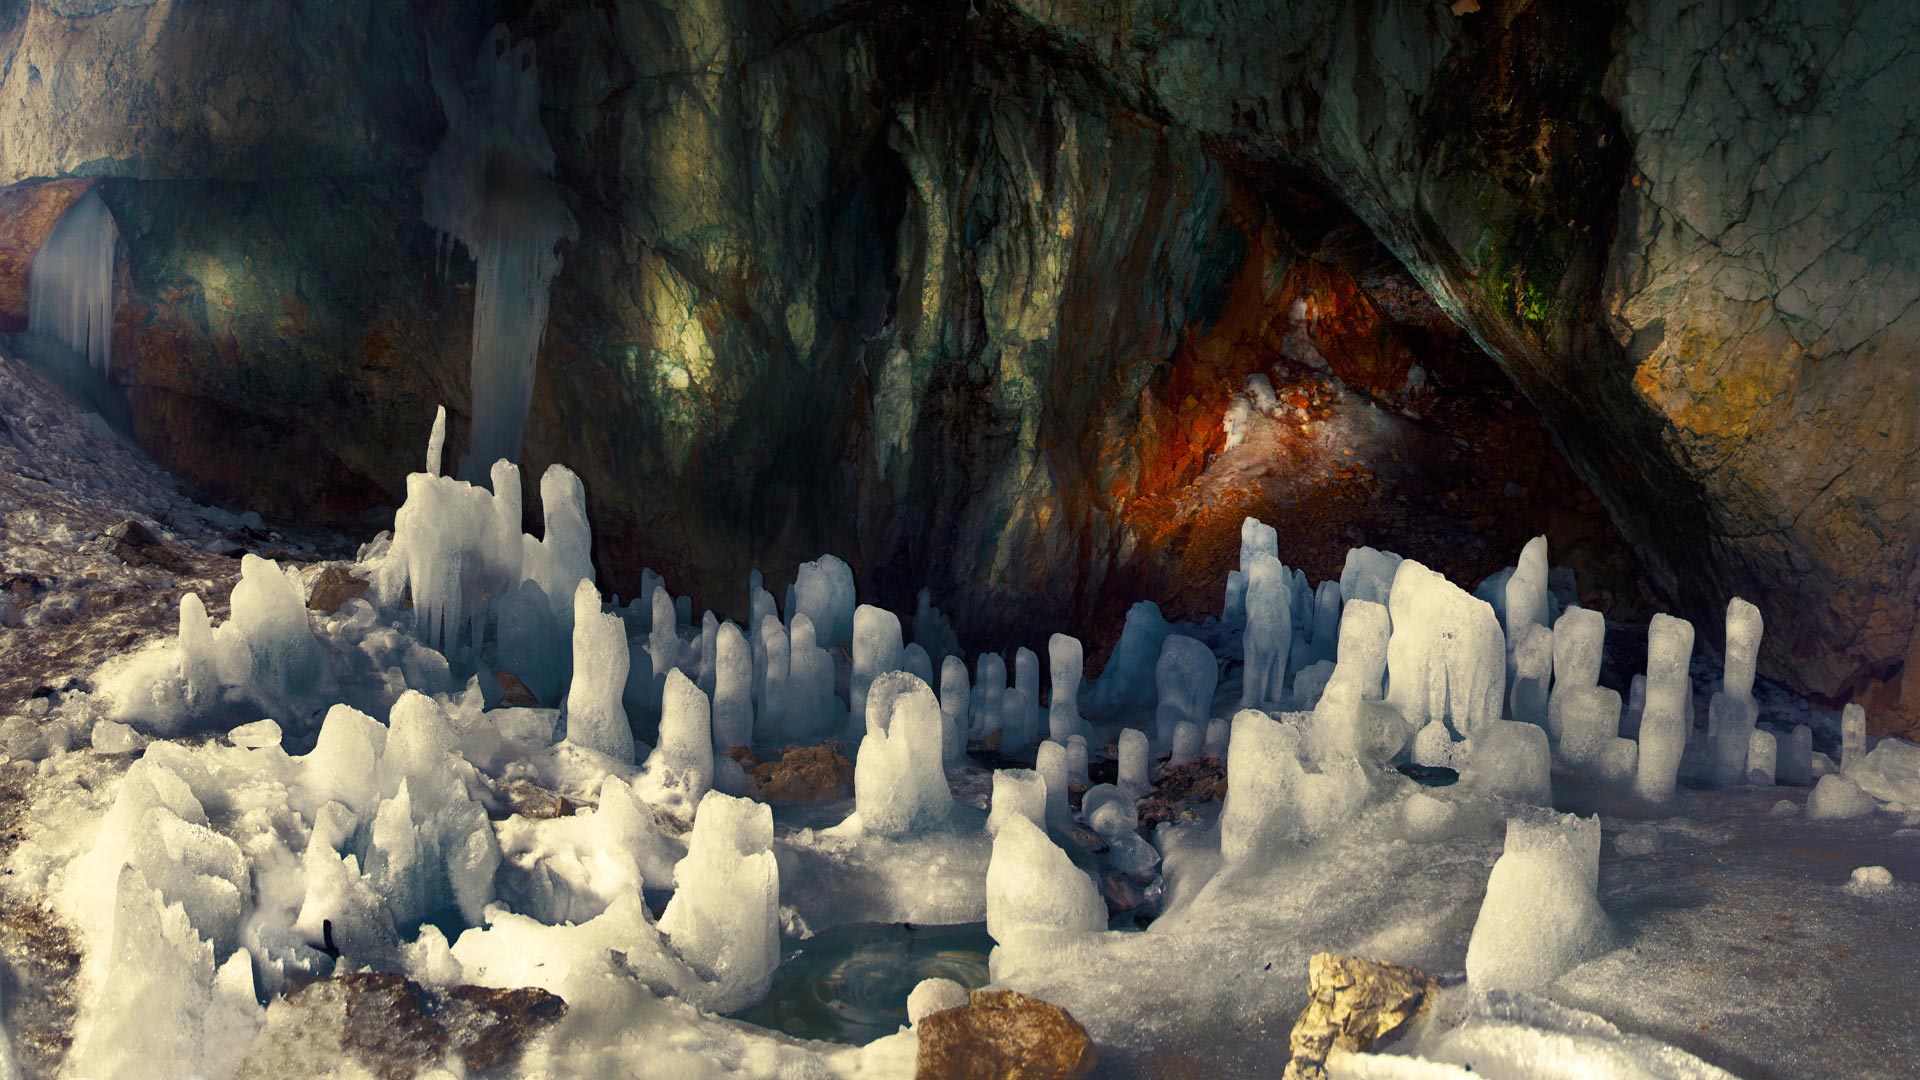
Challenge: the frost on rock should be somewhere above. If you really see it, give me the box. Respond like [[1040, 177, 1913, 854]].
[[656, 791, 781, 1013], [1048, 633, 1085, 744], [851, 672, 952, 837], [1242, 553, 1296, 708], [985, 815, 1105, 946], [1464, 813, 1609, 992], [1634, 614, 1694, 802], [1807, 774, 1875, 820], [1220, 710, 1369, 865], [1385, 560, 1505, 742], [29, 188, 120, 378], [563, 579, 633, 763], [1156, 634, 1218, 748], [1845, 738, 1920, 806]]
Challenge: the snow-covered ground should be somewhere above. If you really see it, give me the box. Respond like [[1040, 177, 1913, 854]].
[[2, 362, 1917, 1079]]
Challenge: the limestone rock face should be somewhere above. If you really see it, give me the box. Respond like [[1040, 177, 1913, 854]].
[[914, 988, 1098, 1080], [3, 1, 1916, 729], [1282, 953, 1441, 1080]]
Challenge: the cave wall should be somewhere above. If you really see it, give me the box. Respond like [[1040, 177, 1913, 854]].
[[0, 0, 1915, 729]]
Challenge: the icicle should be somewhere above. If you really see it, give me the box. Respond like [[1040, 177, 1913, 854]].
[[29, 189, 120, 378]]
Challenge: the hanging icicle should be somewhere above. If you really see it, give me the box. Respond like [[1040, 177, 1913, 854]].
[[29, 189, 120, 379]]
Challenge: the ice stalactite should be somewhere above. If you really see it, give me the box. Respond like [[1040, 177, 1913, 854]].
[[424, 26, 576, 476], [29, 188, 120, 378]]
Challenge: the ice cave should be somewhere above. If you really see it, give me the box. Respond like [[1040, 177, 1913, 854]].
[[0, 3, 1916, 1079]]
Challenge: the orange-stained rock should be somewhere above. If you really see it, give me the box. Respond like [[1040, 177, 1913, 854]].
[[0, 179, 97, 332], [307, 564, 370, 614], [915, 989, 1097, 1080], [750, 742, 855, 803]]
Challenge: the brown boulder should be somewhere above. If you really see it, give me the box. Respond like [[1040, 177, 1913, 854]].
[[104, 519, 194, 575], [915, 989, 1097, 1080], [492, 669, 539, 707], [750, 742, 855, 803], [277, 972, 565, 1080], [306, 564, 371, 614], [1282, 953, 1441, 1080]]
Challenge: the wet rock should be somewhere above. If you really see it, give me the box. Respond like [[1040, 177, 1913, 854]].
[[1137, 759, 1228, 828], [104, 519, 193, 574], [491, 670, 539, 708], [750, 742, 855, 803], [267, 973, 564, 1080], [306, 564, 370, 614], [1281, 953, 1441, 1080], [914, 988, 1097, 1080]]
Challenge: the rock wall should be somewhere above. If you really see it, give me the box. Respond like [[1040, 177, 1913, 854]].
[[0, 0, 1913, 729]]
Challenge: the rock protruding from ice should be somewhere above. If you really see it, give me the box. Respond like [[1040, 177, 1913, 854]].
[[563, 580, 632, 763], [1220, 711, 1369, 864], [1156, 635, 1217, 747], [1633, 613, 1694, 802], [1464, 813, 1608, 992], [1385, 560, 1505, 741], [985, 815, 1106, 946], [1048, 634, 1085, 743], [852, 672, 952, 837], [988, 769, 1047, 836], [656, 791, 780, 1013]]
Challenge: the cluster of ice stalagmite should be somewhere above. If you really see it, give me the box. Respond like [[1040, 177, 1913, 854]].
[[70, 409, 1920, 1080], [28, 188, 120, 378], [425, 26, 577, 474]]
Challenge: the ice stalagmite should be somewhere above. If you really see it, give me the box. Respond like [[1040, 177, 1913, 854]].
[[29, 188, 119, 378], [656, 791, 780, 1013], [1546, 607, 1604, 746], [1634, 613, 1694, 801], [1156, 635, 1217, 748], [711, 621, 753, 753], [564, 580, 632, 763], [1015, 647, 1041, 722], [1509, 623, 1552, 728], [786, 614, 837, 739], [1784, 723, 1815, 785], [852, 604, 904, 725], [645, 671, 713, 806], [985, 815, 1105, 946], [1504, 536, 1550, 650], [852, 672, 951, 836], [1241, 553, 1294, 708], [1711, 599, 1764, 786], [1035, 740, 1071, 829], [1118, 729, 1151, 796], [1083, 601, 1171, 715], [1841, 704, 1867, 770], [987, 770, 1047, 836], [425, 26, 576, 474], [1048, 633, 1084, 743], [939, 655, 970, 764], [1465, 813, 1609, 992], [973, 653, 1008, 739], [794, 556, 856, 649], [756, 618, 790, 736], [1384, 560, 1505, 742]]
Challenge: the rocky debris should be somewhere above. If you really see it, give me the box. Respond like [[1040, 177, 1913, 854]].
[[750, 742, 855, 803], [103, 519, 194, 574], [272, 973, 564, 1080], [494, 778, 579, 821], [491, 670, 539, 707], [306, 564, 370, 613], [914, 988, 1097, 1080], [1281, 953, 1441, 1080], [1138, 759, 1228, 828]]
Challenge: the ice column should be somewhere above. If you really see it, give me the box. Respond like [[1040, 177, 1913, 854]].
[[852, 605, 904, 725], [987, 769, 1047, 836], [1841, 704, 1867, 770], [29, 188, 120, 377], [1546, 607, 1604, 746], [564, 580, 633, 762], [1633, 613, 1694, 802], [939, 655, 971, 764], [1710, 599, 1764, 786], [852, 673, 951, 836], [1118, 729, 1151, 796], [1047, 634, 1085, 743], [424, 27, 576, 473], [711, 621, 753, 753], [1035, 740, 1071, 829], [1156, 635, 1217, 747], [1241, 554, 1294, 707], [1464, 813, 1608, 991]]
